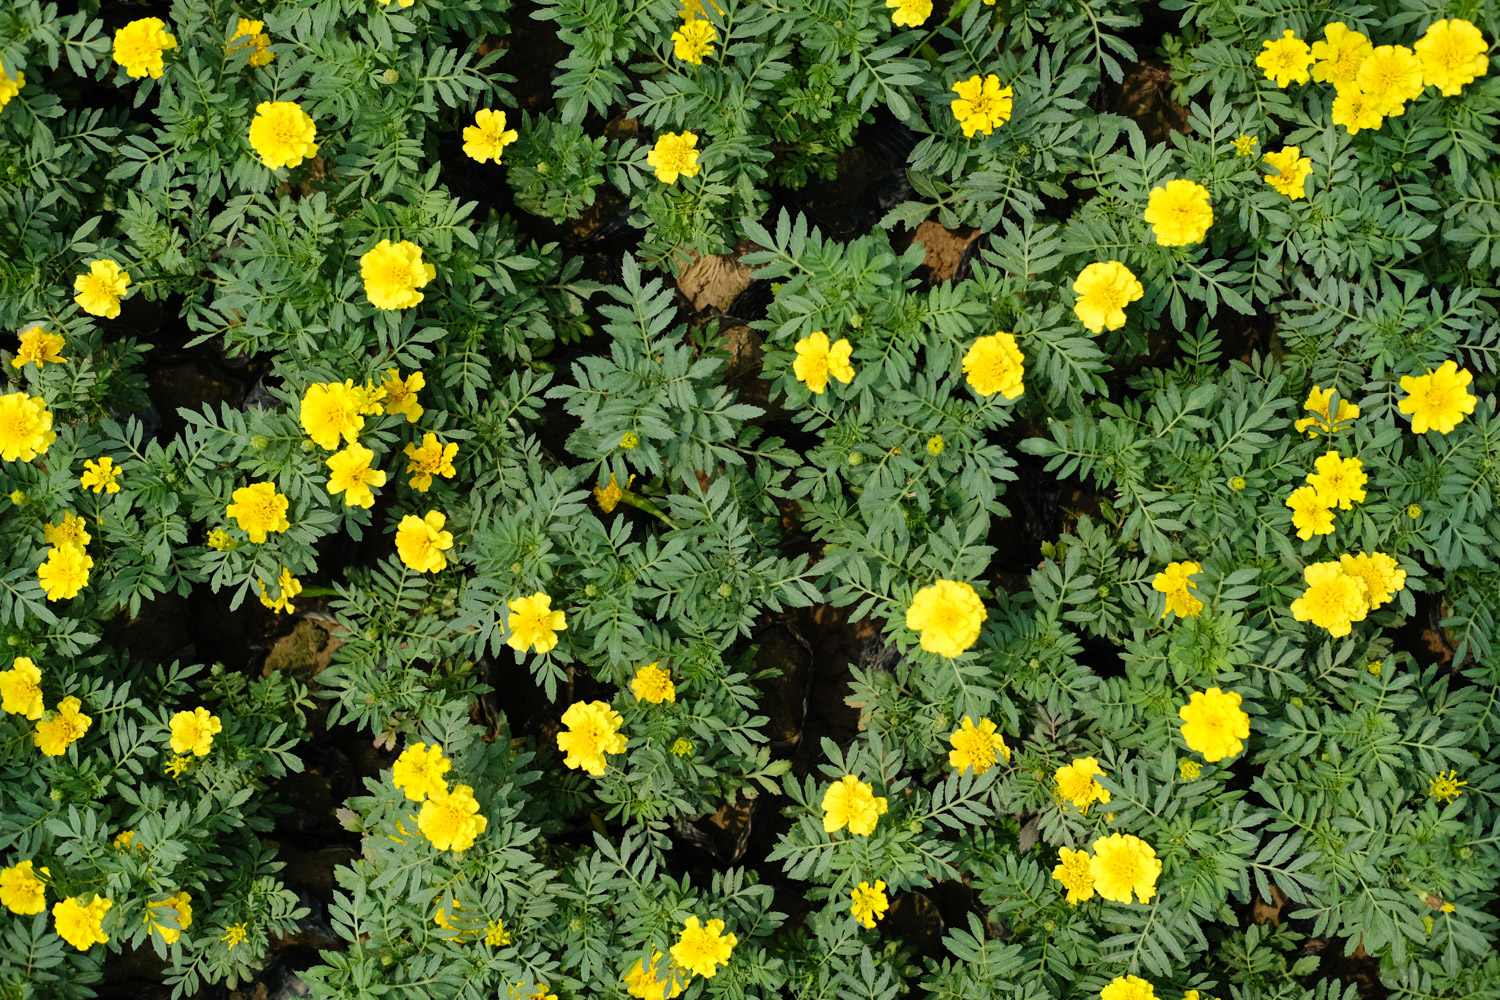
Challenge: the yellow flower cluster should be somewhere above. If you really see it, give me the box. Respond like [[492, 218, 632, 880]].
[[1285, 450, 1365, 540], [34, 504, 92, 603], [1258, 21, 1489, 138], [391, 742, 488, 851], [1052, 833, 1162, 905], [1290, 552, 1406, 637]]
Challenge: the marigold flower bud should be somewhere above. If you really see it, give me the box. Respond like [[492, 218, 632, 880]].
[[1230, 476, 1246, 490]]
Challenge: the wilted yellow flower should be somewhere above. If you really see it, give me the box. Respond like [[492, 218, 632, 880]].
[[220, 923, 248, 950], [1295, 385, 1360, 436], [80, 456, 121, 494], [248, 100, 319, 169], [258, 566, 302, 615], [1428, 769, 1466, 804]]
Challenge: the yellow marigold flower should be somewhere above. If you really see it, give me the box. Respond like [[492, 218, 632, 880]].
[[379, 369, 425, 423], [1089, 833, 1161, 904], [557, 700, 627, 775], [821, 774, 888, 836], [144, 892, 192, 944], [1330, 87, 1385, 135], [113, 18, 177, 79], [418, 783, 487, 851], [1230, 133, 1257, 156], [396, 510, 454, 573], [906, 579, 987, 657], [1152, 561, 1204, 619], [595, 472, 629, 512], [1339, 551, 1406, 611], [404, 432, 459, 492], [73, 259, 131, 318], [1179, 759, 1202, 781], [12, 325, 66, 369], [226, 17, 274, 67], [1415, 19, 1488, 96], [671, 19, 718, 64], [1144, 179, 1213, 245], [926, 434, 944, 456], [1285, 486, 1335, 540], [34, 696, 91, 756], [511, 984, 557, 1000], [647, 131, 702, 184], [1052, 847, 1095, 905], [1428, 769, 1466, 804], [326, 443, 387, 509], [361, 239, 437, 311], [1, 656, 44, 720], [671, 916, 737, 978], [463, 108, 519, 163], [0, 860, 48, 915], [226, 482, 291, 543], [1262, 146, 1312, 200], [1072, 261, 1144, 333], [962, 331, 1025, 399], [671, 737, 693, 756], [1399, 360, 1476, 434], [248, 100, 319, 169], [206, 528, 234, 551], [850, 880, 889, 928], [1101, 975, 1157, 1000], [258, 566, 301, 615], [53, 894, 111, 951], [0, 392, 56, 462], [1306, 451, 1366, 510], [792, 331, 855, 394], [948, 716, 1010, 774], [1310, 22, 1372, 87], [950, 74, 1012, 137], [44, 512, 90, 551], [1294, 385, 1359, 436], [392, 742, 451, 801], [38, 545, 92, 602], [631, 661, 676, 703], [168, 706, 221, 756], [1290, 561, 1368, 637], [164, 755, 192, 777], [484, 919, 511, 947], [1178, 687, 1250, 762], [887, 0, 930, 26], [0, 58, 24, 108], [624, 950, 684, 1000], [300, 380, 366, 449], [220, 923, 248, 949], [507, 592, 567, 654], [1357, 45, 1424, 116], [113, 830, 137, 852], [1055, 756, 1111, 813], [79, 456, 121, 494], [1257, 29, 1312, 87], [621, 431, 641, 449]]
